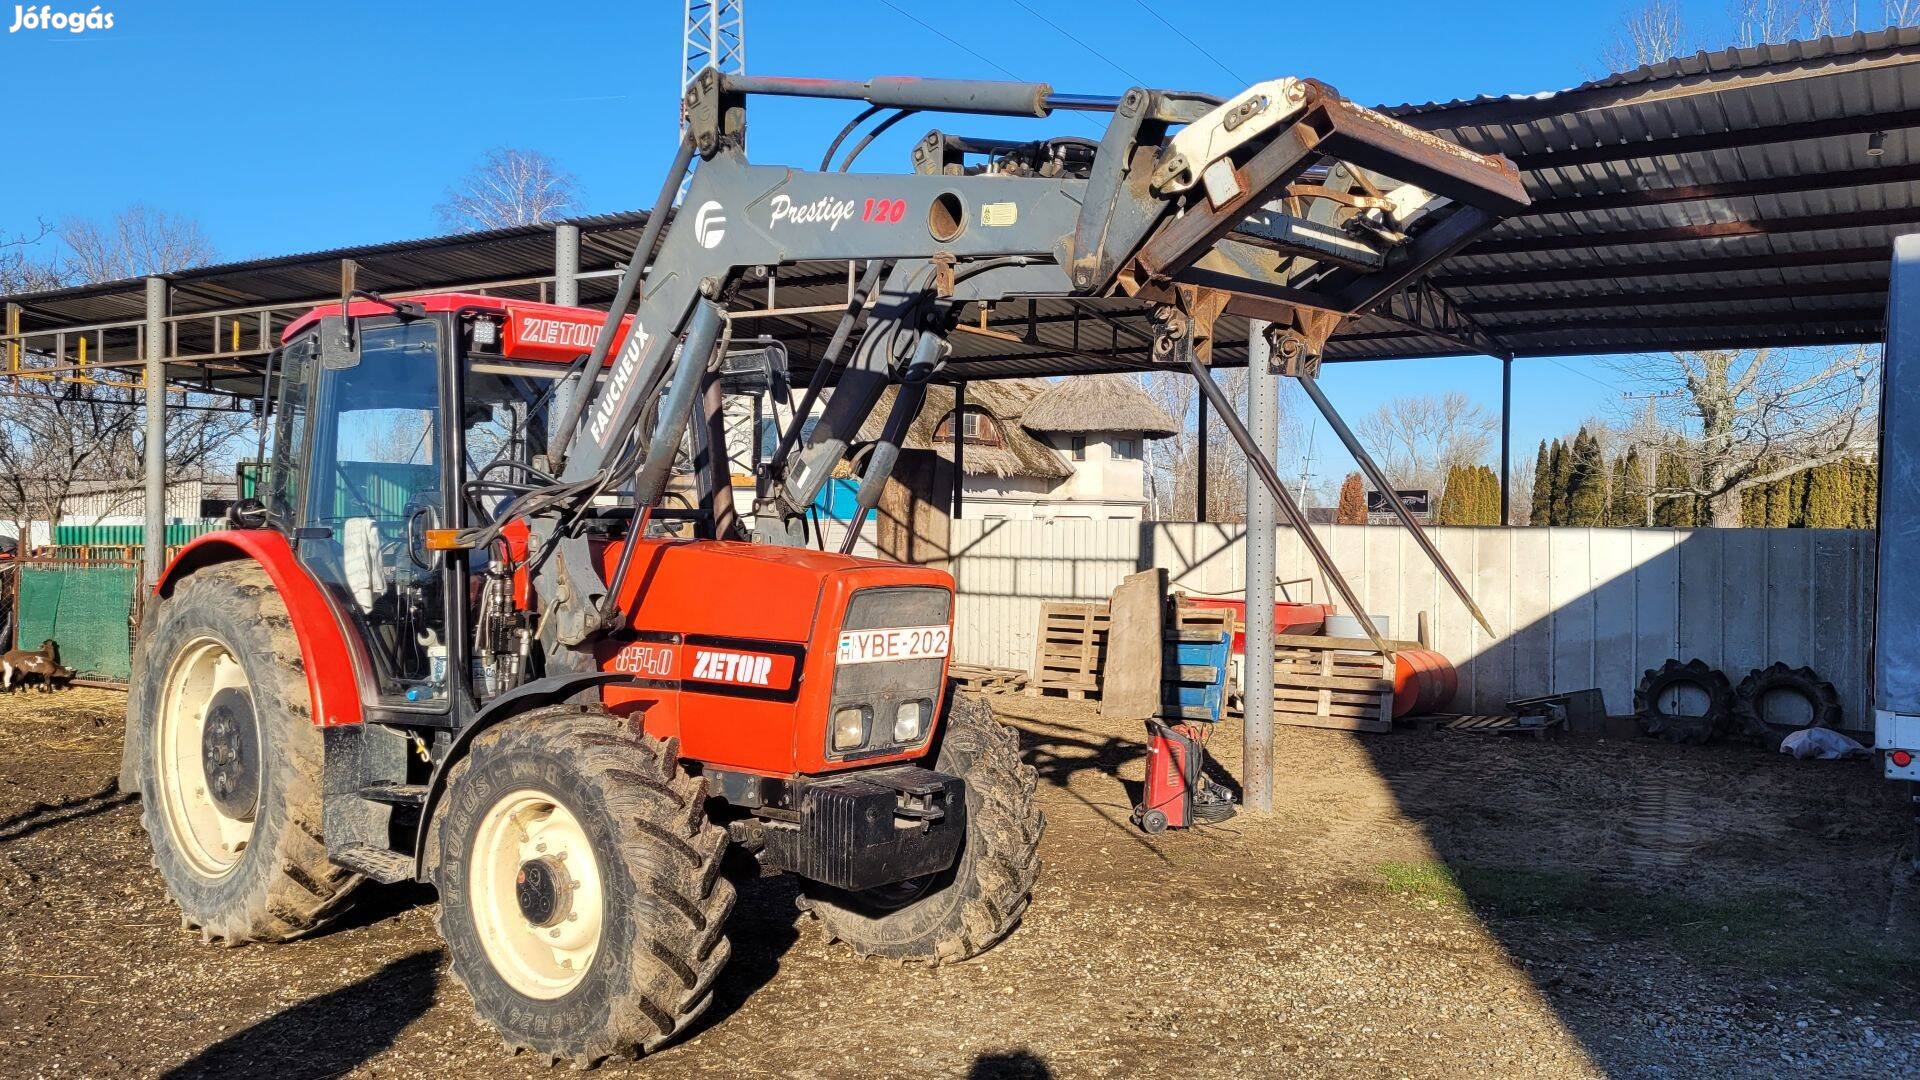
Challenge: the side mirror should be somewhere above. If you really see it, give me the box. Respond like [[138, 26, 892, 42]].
[[226, 498, 269, 530]]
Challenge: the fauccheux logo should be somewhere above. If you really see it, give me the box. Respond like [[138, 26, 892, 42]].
[[8, 5, 115, 32]]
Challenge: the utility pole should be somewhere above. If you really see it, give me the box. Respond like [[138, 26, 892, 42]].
[[683, 1, 745, 89]]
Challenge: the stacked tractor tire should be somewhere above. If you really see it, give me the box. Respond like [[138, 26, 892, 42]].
[[1633, 658, 1842, 747]]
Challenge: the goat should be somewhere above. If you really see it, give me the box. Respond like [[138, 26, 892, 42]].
[[2, 639, 74, 693]]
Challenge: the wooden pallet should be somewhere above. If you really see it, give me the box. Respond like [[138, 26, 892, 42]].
[[1267, 633, 1394, 733], [949, 663, 1029, 696], [1170, 602, 1234, 640], [1432, 713, 1559, 739], [1030, 601, 1110, 699]]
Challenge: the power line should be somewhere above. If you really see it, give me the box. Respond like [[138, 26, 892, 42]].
[[1130, 0, 1245, 84], [873, 0, 1025, 82], [1005, 0, 1147, 86], [871, 0, 1100, 130]]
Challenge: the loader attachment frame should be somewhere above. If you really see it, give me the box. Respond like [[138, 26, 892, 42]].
[[461, 68, 1529, 657]]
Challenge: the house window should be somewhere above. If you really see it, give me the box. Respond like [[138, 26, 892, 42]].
[[1068, 435, 1086, 461], [1113, 437, 1139, 461], [934, 406, 1002, 446]]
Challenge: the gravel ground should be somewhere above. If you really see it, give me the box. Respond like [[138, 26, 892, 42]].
[[0, 686, 1916, 1077]]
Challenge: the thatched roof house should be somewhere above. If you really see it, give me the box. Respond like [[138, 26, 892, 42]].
[[1021, 375, 1179, 438], [859, 379, 1073, 481], [859, 376, 1179, 475]]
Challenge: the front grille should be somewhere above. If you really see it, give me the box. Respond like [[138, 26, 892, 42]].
[[827, 586, 952, 758]]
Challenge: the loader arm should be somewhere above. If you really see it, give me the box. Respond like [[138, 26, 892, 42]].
[[479, 68, 1528, 656]]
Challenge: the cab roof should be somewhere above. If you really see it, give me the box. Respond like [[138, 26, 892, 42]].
[[281, 292, 634, 364]]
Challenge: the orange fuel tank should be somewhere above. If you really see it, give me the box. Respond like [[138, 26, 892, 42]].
[[1391, 648, 1458, 718]]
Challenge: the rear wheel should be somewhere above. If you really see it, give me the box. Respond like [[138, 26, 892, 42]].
[[800, 692, 1044, 964], [131, 564, 359, 944], [430, 706, 734, 1066]]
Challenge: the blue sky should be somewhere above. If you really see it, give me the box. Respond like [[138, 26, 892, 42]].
[[3, 0, 1738, 485]]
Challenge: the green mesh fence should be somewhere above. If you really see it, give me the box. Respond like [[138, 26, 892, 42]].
[[52, 523, 222, 547], [15, 564, 138, 681]]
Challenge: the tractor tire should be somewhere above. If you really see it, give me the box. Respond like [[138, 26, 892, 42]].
[[129, 564, 359, 944], [1735, 662, 1843, 741], [429, 706, 734, 1067], [799, 691, 1044, 964], [1634, 658, 1733, 746]]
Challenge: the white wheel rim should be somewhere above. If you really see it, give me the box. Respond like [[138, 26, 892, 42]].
[[468, 788, 605, 999], [155, 636, 256, 879]]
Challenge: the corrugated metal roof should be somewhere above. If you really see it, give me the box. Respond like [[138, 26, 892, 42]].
[[6, 30, 1919, 379], [1376, 27, 1920, 359]]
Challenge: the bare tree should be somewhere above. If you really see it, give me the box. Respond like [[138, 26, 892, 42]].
[[1604, 0, 1692, 70], [1141, 367, 1270, 522], [1610, 345, 1876, 526], [0, 222, 64, 293], [1354, 392, 1496, 493], [436, 148, 582, 232], [1, 205, 239, 546], [60, 205, 217, 284], [0, 379, 249, 546]]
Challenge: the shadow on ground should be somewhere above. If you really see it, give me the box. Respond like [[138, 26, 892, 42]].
[[162, 949, 442, 1078], [0, 779, 133, 844]]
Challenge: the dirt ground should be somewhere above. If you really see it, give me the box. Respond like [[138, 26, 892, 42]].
[[2, 687, 1918, 1078]]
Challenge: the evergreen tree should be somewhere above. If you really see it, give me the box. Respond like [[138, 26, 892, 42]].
[[1609, 449, 1647, 526], [1529, 441, 1552, 526], [1762, 458, 1795, 527], [1478, 465, 1502, 525], [1565, 428, 1608, 525], [1861, 457, 1880, 528], [1337, 472, 1367, 525], [1547, 438, 1569, 525], [1652, 450, 1696, 527], [1436, 465, 1467, 525], [1804, 462, 1854, 528]]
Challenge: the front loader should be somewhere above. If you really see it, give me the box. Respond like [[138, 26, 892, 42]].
[[121, 68, 1526, 1065]]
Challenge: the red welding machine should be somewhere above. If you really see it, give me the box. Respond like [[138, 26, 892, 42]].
[[1132, 719, 1237, 833]]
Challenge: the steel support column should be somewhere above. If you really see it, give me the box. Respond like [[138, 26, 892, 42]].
[[552, 224, 582, 452], [553, 223, 581, 307], [1243, 319, 1276, 814], [1500, 356, 1512, 525], [143, 277, 167, 585], [1195, 385, 1209, 522]]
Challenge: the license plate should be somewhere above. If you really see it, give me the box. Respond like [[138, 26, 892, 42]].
[[836, 625, 950, 665]]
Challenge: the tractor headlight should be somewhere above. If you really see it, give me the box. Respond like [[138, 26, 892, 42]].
[[832, 705, 870, 752], [894, 699, 930, 743]]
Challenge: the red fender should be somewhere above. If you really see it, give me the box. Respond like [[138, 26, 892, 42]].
[[154, 531, 365, 727]]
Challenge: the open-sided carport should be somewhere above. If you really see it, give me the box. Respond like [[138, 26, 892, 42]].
[[2, 29, 1917, 809]]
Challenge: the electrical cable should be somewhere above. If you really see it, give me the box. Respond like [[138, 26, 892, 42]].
[[1005, 0, 1146, 85], [1130, 0, 1245, 84]]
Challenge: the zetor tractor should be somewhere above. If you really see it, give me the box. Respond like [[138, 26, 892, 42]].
[[122, 70, 1523, 1064]]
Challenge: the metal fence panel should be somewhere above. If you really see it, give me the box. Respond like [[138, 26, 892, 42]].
[[15, 563, 137, 681]]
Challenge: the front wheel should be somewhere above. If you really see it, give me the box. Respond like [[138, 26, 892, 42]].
[[430, 706, 734, 1067], [131, 564, 359, 944], [801, 692, 1045, 964]]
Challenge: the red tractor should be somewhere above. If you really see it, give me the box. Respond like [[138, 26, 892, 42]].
[[120, 70, 1523, 1065]]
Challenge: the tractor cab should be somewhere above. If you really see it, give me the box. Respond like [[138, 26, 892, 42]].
[[261, 295, 646, 713]]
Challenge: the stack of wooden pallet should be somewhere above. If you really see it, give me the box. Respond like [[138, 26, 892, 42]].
[[948, 663, 1029, 696], [1266, 633, 1396, 733], [1029, 601, 1110, 699]]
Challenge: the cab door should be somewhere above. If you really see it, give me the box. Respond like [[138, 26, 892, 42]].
[[279, 317, 453, 707]]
